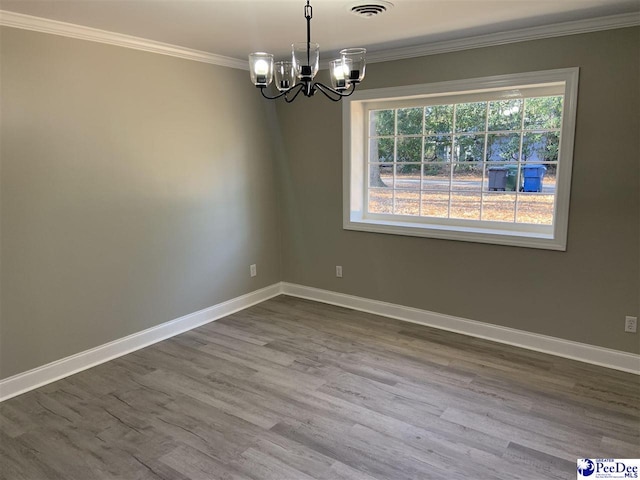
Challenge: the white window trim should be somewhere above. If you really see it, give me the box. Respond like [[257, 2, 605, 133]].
[[342, 68, 579, 250]]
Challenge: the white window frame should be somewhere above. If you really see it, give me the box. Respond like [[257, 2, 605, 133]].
[[342, 68, 579, 250]]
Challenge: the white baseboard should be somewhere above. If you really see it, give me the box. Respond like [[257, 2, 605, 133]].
[[281, 282, 640, 375], [2, 281, 637, 402], [0, 283, 282, 402]]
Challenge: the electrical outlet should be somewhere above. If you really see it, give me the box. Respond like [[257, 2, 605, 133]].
[[625, 316, 637, 333], [336, 265, 343, 278], [250, 264, 257, 277]]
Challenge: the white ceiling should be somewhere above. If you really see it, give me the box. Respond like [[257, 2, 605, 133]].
[[1, 0, 638, 61]]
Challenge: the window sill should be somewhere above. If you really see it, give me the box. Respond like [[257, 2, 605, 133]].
[[344, 214, 566, 250]]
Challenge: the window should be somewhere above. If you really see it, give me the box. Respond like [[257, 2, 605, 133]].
[[343, 68, 579, 250]]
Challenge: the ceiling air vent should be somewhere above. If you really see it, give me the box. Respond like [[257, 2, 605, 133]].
[[349, 1, 393, 18]]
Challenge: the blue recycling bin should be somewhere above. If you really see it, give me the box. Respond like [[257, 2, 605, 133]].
[[522, 164, 547, 192]]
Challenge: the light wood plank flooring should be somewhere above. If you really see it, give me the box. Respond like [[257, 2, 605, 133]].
[[1, 295, 638, 479]]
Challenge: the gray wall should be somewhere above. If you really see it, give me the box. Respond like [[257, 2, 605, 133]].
[[276, 28, 640, 354], [1, 26, 638, 382], [0, 28, 281, 379]]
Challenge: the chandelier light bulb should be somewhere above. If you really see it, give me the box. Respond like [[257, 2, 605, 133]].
[[330, 58, 353, 91], [254, 60, 269, 75], [340, 48, 366, 82], [274, 61, 296, 92], [248, 52, 274, 86]]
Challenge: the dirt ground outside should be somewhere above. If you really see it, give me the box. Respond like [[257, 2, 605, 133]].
[[369, 172, 556, 224]]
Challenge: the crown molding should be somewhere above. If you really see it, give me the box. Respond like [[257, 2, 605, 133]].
[[0, 10, 248, 70], [1, 9, 638, 70], [366, 12, 640, 64]]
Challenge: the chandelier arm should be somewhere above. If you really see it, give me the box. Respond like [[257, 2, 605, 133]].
[[284, 83, 306, 103], [341, 82, 358, 97], [314, 82, 357, 102], [259, 83, 304, 100], [313, 83, 342, 102]]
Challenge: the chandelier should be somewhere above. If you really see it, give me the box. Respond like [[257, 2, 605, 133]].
[[248, 1, 366, 102]]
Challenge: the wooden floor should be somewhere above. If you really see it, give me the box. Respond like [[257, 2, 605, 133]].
[[1, 296, 638, 480]]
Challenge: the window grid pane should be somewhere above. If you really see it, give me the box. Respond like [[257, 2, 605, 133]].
[[366, 96, 563, 224]]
